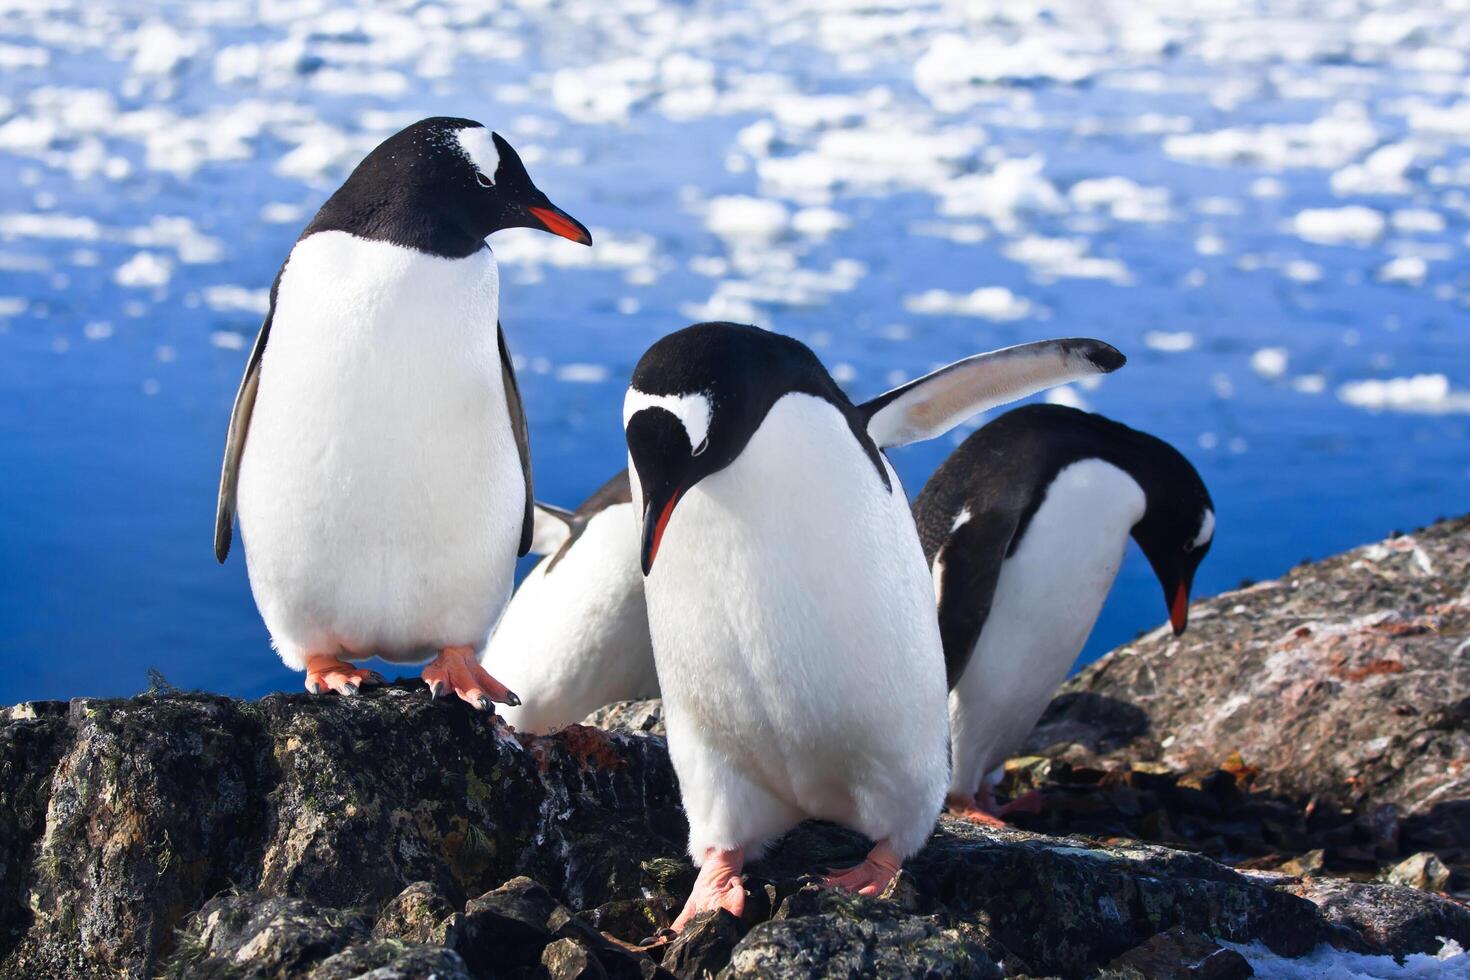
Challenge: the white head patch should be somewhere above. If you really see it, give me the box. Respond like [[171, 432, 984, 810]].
[[454, 126, 500, 182], [624, 389, 713, 452], [1191, 508, 1215, 550]]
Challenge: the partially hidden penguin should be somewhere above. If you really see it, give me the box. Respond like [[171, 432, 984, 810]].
[[214, 116, 592, 707], [622, 322, 1126, 930], [481, 470, 657, 733], [912, 403, 1213, 824]]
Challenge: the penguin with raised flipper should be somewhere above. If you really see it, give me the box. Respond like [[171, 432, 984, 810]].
[[482, 471, 658, 733], [215, 117, 591, 707], [622, 322, 1126, 929], [912, 403, 1213, 824]]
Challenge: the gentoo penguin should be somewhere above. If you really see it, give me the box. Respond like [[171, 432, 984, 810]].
[[481, 470, 658, 733], [623, 322, 1125, 929], [214, 117, 591, 706], [912, 404, 1213, 824]]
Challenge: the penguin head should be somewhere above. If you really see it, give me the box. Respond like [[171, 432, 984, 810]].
[[1130, 448, 1214, 637], [331, 117, 591, 253], [624, 322, 850, 574]]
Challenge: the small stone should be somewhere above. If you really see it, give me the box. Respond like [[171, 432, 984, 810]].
[[373, 880, 462, 946], [1101, 927, 1253, 979], [1279, 849, 1326, 876], [1383, 852, 1451, 893], [542, 936, 610, 980]]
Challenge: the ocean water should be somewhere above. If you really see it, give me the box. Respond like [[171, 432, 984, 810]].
[[1, 0, 1467, 705]]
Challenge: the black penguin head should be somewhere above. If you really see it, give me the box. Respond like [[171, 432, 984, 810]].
[[310, 117, 591, 257], [1129, 445, 1214, 636], [623, 322, 869, 574]]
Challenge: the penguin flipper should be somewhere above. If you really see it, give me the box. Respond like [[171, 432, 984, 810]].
[[530, 502, 576, 555], [858, 339, 1126, 449], [934, 509, 1017, 688], [499, 321, 535, 557], [214, 306, 273, 563]]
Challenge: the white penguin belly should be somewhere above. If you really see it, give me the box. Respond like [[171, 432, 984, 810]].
[[638, 394, 950, 859], [948, 459, 1144, 795], [237, 232, 522, 668], [484, 502, 657, 733]]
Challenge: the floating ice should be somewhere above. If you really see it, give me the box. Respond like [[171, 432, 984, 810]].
[[703, 196, 789, 242], [1144, 331, 1195, 353], [1292, 206, 1386, 246], [1377, 256, 1428, 285], [1002, 236, 1131, 284], [935, 157, 1064, 233], [203, 286, 271, 315], [903, 287, 1033, 321], [1339, 374, 1470, 414], [1165, 106, 1378, 171], [915, 34, 1097, 109], [1251, 347, 1289, 379], [114, 252, 172, 289]]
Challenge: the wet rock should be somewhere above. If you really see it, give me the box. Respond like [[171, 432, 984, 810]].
[[1383, 852, 1452, 893], [659, 910, 744, 979], [1099, 927, 1253, 979], [1285, 875, 1470, 957], [1029, 517, 1470, 853], [582, 700, 665, 737]]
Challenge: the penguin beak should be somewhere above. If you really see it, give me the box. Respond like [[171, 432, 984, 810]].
[[527, 200, 592, 246], [640, 486, 685, 575], [1169, 581, 1191, 636]]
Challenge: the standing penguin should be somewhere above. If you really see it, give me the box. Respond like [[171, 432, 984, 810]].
[[482, 470, 658, 733], [912, 404, 1213, 823], [623, 322, 1125, 929], [215, 117, 591, 706]]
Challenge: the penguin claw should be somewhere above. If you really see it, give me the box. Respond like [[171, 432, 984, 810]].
[[421, 646, 518, 711], [304, 655, 379, 697]]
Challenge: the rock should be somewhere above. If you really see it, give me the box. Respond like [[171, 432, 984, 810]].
[[373, 881, 462, 946], [2, 531, 1467, 980], [542, 937, 608, 980], [163, 892, 370, 978], [310, 943, 474, 980], [1029, 516, 1470, 854], [659, 910, 744, 979], [583, 700, 666, 737], [1383, 852, 1452, 893], [725, 887, 999, 979], [1099, 927, 1253, 979], [1285, 875, 1470, 957]]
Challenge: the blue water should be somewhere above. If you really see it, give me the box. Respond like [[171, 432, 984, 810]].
[[1, 2, 1467, 704]]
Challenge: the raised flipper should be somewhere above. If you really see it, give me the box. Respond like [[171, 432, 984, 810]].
[[859, 339, 1125, 450]]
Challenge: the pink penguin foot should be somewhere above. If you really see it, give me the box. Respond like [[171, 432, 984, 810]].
[[421, 646, 520, 711], [823, 839, 903, 897], [672, 847, 746, 933], [303, 654, 384, 696], [945, 790, 1009, 827]]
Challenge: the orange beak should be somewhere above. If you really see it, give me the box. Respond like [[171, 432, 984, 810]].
[[1170, 582, 1190, 636], [528, 205, 592, 245]]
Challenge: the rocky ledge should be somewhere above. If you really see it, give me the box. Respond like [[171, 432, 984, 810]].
[[2, 519, 1468, 979]]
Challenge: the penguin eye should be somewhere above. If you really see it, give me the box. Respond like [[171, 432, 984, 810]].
[[692, 436, 709, 457], [475, 171, 493, 188]]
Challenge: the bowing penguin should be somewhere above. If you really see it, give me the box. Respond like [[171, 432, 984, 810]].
[[215, 117, 591, 706], [482, 471, 658, 733], [912, 404, 1213, 824], [623, 322, 1125, 929]]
